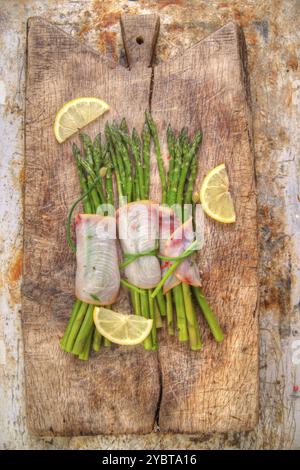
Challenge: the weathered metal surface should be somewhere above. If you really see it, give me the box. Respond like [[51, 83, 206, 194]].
[[0, 0, 299, 449]]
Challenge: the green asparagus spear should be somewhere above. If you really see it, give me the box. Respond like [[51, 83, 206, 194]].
[[176, 131, 202, 215], [64, 302, 90, 352], [148, 291, 158, 350], [72, 304, 94, 355], [192, 287, 224, 343], [166, 124, 176, 195], [92, 328, 102, 352], [173, 285, 188, 341], [167, 138, 182, 207], [93, 134, 103, 172], [107, 139, 124, 205], [140, 290, 153, 350], [60, 299, 81, 349], [104, 147, 114, 207], [72, 144, 93, 213], [154, 300, 163, 328], [166, 291, 174, 335], [146, 111, 167, 204], [108, 125, 127, 195], [142, 122, 151, 198], [131, 128, 145, 199], [182, 283, 202, 350], [112, 126, 133, 202], [79, 328, 93, 360]]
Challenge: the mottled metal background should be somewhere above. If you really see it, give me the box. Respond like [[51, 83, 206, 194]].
[[0, 0, 299, 449]]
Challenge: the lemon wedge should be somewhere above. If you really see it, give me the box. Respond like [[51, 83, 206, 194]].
[[93, 307, 153, 346], [200, 163, 236, 223], [54, 97, 109, 143]]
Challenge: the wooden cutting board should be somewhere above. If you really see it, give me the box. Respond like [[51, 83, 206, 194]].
[[23, 14, 258, 435]]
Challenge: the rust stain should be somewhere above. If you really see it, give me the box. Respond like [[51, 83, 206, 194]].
[[262, 277, 291, 316], [247, 32, 257, 46], [102, 11, 122, 28], [77, 10, 92, 38], [166, 23, 185, 33], [259, 204, 270, 220], [278, 127, 290, 146], [92, 0, 121, 59], [232, 6, 257, 28], [93, 0, 108, 16], [258, 194, 291, 319], [98, 31, 117, 61], [268, 67, 278, 85], [92, 0, 120, 29], [8, 250, 23, 283], [214, 3, 264, 31], [7, 250, 23, 305], [157, 0, 184, 9], [18, 167, 25, 190], [286, 53, 298, 71], [77, 2, 124, 39], [283, 80, 294, 108], [77, 22, 90, 38]]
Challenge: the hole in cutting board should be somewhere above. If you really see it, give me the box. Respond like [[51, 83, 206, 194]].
[[136, 36, 144, 45]]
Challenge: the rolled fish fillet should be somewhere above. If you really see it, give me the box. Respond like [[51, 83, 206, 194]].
[[159, 207, 202, 294], [117, 201, 161, 289], [75, 214, 120, 305]]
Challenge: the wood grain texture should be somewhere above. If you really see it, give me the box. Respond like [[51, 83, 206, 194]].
[[150, 22, 259, 433], [23, 15, 258, 436], [121, 14, 160, 68], [23, 16, 160, 436]]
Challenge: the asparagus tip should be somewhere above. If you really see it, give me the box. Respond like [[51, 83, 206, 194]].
[[99, 166, 107, 177], [192, 191, 200, 203]]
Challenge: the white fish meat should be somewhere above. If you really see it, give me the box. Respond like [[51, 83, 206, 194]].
[[159, 208, 202, 293], [117, 201, 161, 289], [75, 213, 120, 305]]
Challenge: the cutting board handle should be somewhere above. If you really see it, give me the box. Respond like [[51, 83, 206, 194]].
[[120, 14, 160, 69]]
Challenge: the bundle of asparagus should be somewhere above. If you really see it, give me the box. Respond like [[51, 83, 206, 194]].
[[60, 134, 114, 359], [60, 113, 223, 360], [146, 113, 224, 348], [105, 120, 166, 351]]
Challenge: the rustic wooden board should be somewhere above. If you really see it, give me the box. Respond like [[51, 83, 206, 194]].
[[151, 22, 259, 433], [23, 15, 258, 435]]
